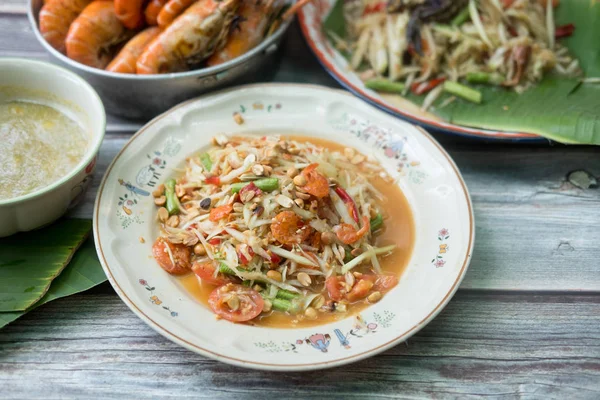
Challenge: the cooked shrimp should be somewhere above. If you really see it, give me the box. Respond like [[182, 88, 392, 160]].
[[152, 237, 192, 275], [106, 27, 161, 74], [271, 211, 312, 245], [137, 0, 239, 74], [145, 0, 169, 25], [300, 163, 330, 198], [206, 0, 278, 66], [334, 215, 370, 244], [156, 0, 196, 28], [39, 0, 93, 53], [115, 0, 146, 29], [66, 1, 129, 69]]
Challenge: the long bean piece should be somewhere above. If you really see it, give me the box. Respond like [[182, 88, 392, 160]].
[[443, 81, 482, 104], [199, 153, 212, 171], [365, 79, 406, 93], [276, 289, 300, 301], [230, 178, 279, 193], [370, 214, 384, 232], [164, 179, 180, 215], [260, 293, 293, 312]]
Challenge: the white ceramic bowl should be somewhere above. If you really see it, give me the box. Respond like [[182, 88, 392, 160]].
[[0, 58, 106, 237], [94, 84, 474, 371]]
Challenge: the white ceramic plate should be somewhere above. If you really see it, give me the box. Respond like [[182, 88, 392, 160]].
[[94, 84, 474, 371]]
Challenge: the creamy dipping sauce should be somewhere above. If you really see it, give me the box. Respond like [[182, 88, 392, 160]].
[[0, 101, 88, 200]]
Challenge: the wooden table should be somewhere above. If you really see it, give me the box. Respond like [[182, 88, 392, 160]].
[[1, 2, 600, 398]]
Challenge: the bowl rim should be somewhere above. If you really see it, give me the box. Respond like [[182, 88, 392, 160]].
[[93, 83, 475, 371], [27, 0, 294, 81], [0, 58, 106, 206]]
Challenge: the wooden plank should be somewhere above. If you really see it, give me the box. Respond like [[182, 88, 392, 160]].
[[450, 148, 600, 291], [0, 293, 598, 399], [0, 0, 27, 14], [0, 14, 45, 54], [71, 136, 600, 291]]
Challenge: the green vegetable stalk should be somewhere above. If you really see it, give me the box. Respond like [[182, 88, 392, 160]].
[[218, 262, 236, 276], [199, 153, 212, 171], [365, 79, 405, 94], [443, 81, 482, 104], [370, 214, 384, 232], [271, 298, 295, 313], [164, 178, 180, 215], [260, 293, 294, 313], [230, 178, 279, 193], [276, 289, 300, 301], [466, 72, 504, 85], [451, 7, 470, 26]]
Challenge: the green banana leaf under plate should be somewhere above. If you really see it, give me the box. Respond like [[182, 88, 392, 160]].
[[0, 219, 107, 329], [297, 0, 600, 144]]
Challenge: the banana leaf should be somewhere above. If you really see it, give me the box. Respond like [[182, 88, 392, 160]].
[[0, 219, 91, 311], [0, 238, 106, 329], [322, 0, 600, 144]]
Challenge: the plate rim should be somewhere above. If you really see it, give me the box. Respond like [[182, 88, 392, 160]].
[[93, 83, 475, 371], [296, 3, 547, 143]]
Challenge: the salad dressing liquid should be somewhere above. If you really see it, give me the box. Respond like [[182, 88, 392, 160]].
[[179, 137, 415, 328]]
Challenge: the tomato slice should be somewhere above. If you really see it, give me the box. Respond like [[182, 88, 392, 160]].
[[209, 204, 233, 221], [205, 176, 220, 185], [326, 274, 399, 303], [152, 237, 191, 275], [375, 274, 399, 292], [346, 278, 374, 302], [326, 276, 344, 302], [192, 262, 231, 286], [208, 284, 264, 322]]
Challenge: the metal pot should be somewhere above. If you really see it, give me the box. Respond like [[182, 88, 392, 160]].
[[28, 0, 292, 119]]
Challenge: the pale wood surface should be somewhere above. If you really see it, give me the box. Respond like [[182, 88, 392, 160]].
[[1, 2, 600, 398]]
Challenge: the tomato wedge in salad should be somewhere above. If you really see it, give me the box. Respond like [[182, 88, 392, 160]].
[[192, 262, 231, 286], [208, 284, 264, 322]]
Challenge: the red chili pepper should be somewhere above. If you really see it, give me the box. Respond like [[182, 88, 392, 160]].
[[238, 246, 254, 265], [363, 1, 386, 15], [208, 238, 221, 246], [411, 77, 446, 95], [334, 187, 359, 224], [269, 252, 282, 264], [205, 176, 220, 185], [555, 23, 575, 38]]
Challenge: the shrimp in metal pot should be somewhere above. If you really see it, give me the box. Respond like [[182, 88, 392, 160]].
[[115, 0, 147, 29], [144, 0, 169, 25], [39, 0, 93, 53], [206, 0, 283, 66], [66, 1, 130, 69], [137, 0, 239, 74], [156, 0, 196, 28], [106, 27, 161, 73]]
